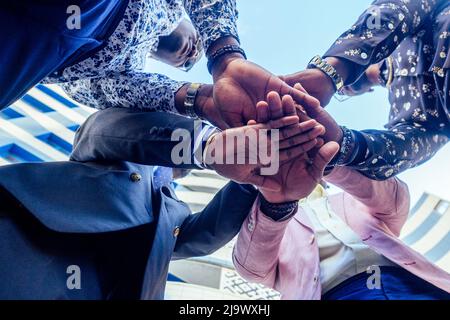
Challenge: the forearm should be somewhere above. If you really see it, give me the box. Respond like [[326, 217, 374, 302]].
[[71, 108, 219, 169], [60, 71, 186, 114], [173, 182, 258, 259], [326, 166, 410, 236], [324, 0, 446, 84], [348, 125, 449, 180], [183, 0, 240, 53], [233, 195, 293, 286]]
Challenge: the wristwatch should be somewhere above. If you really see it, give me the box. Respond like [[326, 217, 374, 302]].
[[184, 83, 202, 119], [308, 55, 345, 93]]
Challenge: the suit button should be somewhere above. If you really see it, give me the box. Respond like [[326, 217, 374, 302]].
[[173, 227, 180, 238], [130, 173, 142, 182]]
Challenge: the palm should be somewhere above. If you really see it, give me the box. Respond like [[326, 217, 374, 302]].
[[261, 156, 319, 203]]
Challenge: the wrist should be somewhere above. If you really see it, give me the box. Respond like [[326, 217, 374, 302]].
[[366, 64, 382, 86], [324, 57, 353, 85], [175, 83, 190, 115], [175, 83, 212, 118], [207, 36, 246, 78], [195, 84, 214, 119], [259, 194, 299, 222]]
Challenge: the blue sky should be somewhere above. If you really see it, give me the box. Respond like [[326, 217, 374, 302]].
[[147, 0, 450, 204]]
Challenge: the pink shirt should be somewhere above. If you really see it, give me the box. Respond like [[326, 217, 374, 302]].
[[233, 167, 450, 300]]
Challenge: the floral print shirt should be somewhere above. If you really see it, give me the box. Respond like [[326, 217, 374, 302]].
[[44, 0, 239, 113], [324, 0, 450, 180]]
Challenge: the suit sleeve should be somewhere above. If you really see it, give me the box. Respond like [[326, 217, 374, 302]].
[[172, 182, 258, 259], [70, 108, 218, 169], [232, 196, 294, 289], [325, 166, 410, 236]]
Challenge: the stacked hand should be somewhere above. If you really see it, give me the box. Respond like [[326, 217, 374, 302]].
[[206, 101, 326, 192], [251, 91, 339, 204]]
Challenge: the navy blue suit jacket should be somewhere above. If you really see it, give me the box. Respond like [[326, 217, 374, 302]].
[[0, 110, 258, 299]]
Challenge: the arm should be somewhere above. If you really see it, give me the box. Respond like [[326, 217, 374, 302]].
[[284, 0, 447, 105], [325, 166, 410, 236], [349, 124, 449, 180], [173, 182, 258, 259], [232, 196, 294, 288], [70, 108, 218, 169], [183, 0, 239, 53], [59, 71, 215, 117], [323, 0, 448, 84]]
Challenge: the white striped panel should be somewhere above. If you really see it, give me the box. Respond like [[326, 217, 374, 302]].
[[407, 213, 450, 254], [401, 200, 439, 239], [28, 88, 88, 124], [13, 100, 75, 144], [0, 119, 67, 161]]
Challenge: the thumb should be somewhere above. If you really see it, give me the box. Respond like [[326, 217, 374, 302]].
[[310, 142, 340, 179]]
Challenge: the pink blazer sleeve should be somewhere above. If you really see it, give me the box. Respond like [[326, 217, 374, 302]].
[[324, 167, 411, 236], [232, 196, 294, 289]]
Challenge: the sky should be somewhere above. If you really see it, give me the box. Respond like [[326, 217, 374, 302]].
[[146, 0, 450, 204]]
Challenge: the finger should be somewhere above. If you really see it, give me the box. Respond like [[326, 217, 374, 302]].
[[278, 139, 319, 163], [279, 125, 326, 149], [256, 101, 270, 124], [296, 105, 313, 122], [247, 120, 258, 126], [269, 115, 300, 130], [267, 91, 284, 120], [290, 84, 322, 118], [309, 142, 340, 180], [281, 94, 297, 116], [293, 83, 308, 94], [277, 120, 323, 140]]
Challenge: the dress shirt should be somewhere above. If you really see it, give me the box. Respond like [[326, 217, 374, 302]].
[[324, 0, 450, 180], [301, 186, 395, 294], [43, 0, 239, 114]]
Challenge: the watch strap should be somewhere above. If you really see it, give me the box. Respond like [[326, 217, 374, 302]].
[[308, 55, 345, 93], [184, 83, 202, 119]]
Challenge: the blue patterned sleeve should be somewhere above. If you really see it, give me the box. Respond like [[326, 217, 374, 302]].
[[183, 0, 240, 51], [59, 71, 187, 113], [324, 0, 447, 83]]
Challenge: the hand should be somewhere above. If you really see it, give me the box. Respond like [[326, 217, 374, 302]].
[[291, 84, 343, 145], [282, 57, 355, 107], [254, 92, 339, 203], [205, 39, 320, 129], [205, 105, 324, 191], [282, 68, 336, 107]]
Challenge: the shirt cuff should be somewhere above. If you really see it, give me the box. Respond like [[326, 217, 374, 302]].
[[193, 123, 220, 169]]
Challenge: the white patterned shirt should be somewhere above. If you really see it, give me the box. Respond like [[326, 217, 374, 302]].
[[44, 0, 239, 114]]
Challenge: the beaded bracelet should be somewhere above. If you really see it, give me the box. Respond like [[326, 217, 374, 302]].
[[207, 45, 247, 74]]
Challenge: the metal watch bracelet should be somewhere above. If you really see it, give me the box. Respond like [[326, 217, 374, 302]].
[[307, 55, 345, 93], [184, 83, 202, 119]]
